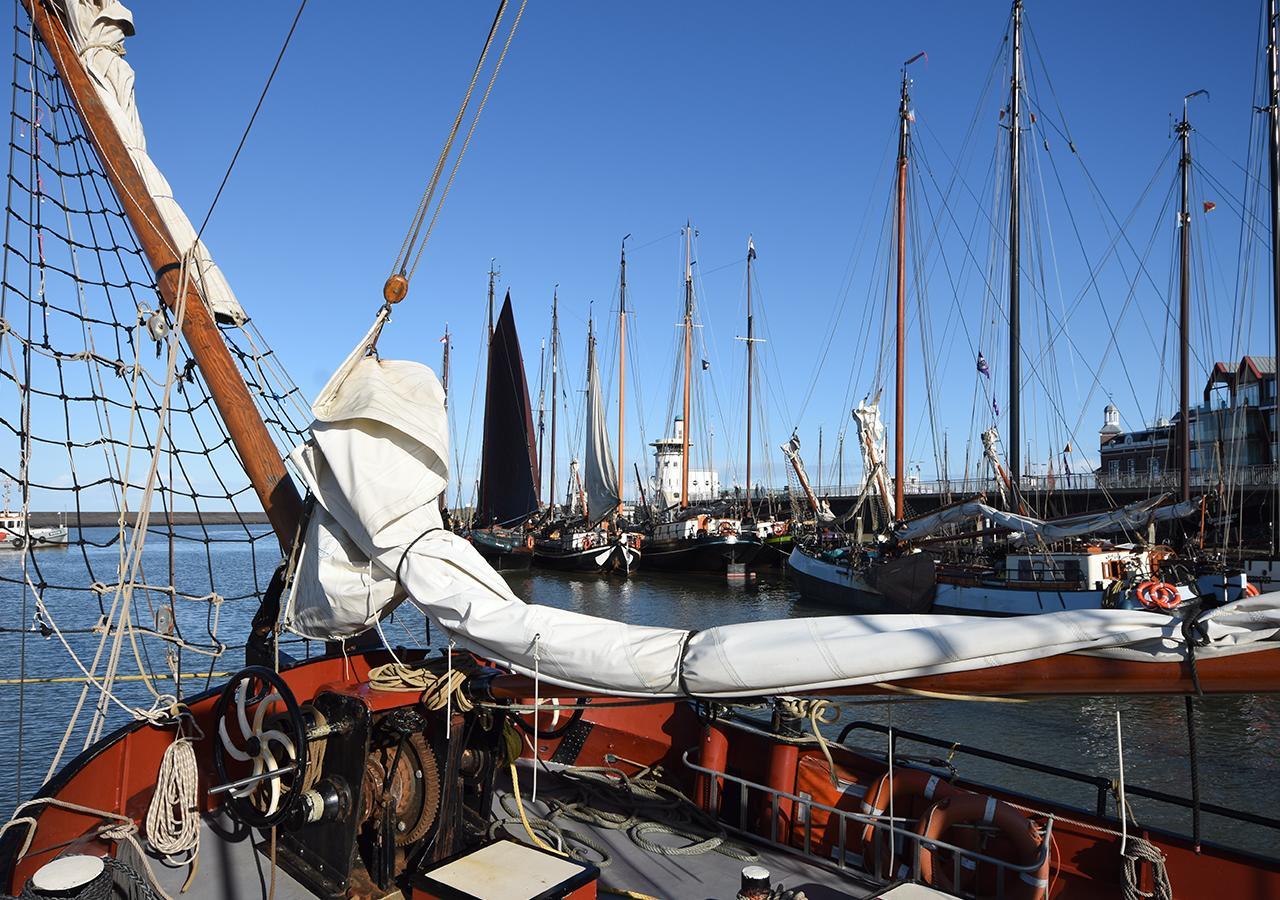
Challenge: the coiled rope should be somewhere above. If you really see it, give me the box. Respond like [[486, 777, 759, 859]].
[[367, 661, 473, 713], [1121, 837, 1174, 900], [144, 733, 200, 867]]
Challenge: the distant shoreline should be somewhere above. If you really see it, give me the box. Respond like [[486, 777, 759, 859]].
[[26, 511, 270, 527]]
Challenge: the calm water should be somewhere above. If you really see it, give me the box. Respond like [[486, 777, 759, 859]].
[[2, 528, 1278, 858]]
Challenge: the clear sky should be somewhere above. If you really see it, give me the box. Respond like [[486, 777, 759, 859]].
[[48, 0, 1274, 504]]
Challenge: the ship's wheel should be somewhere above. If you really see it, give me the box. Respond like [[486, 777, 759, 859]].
[[212, 666, 309, 828]]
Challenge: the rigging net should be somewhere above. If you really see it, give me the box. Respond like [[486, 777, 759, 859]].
[[0, 18, 314, 812]]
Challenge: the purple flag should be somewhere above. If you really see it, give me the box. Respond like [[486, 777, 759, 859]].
[[977, 352, 990, 378]]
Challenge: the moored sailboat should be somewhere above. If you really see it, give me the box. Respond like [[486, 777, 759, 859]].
[[467, 281, 540, 570]]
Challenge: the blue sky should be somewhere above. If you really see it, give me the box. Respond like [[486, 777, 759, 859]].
[[46, 1, 1274, 503]]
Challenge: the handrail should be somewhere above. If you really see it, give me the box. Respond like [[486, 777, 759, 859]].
[[840, 721, 1280, 832], [680, 749, 1052, 897]]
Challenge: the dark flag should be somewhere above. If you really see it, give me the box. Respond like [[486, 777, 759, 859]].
[[702, 359, 710, 371], [977, 352, 990, 378]]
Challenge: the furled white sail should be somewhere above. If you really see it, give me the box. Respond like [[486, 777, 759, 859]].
[[287, 339, 1280, 697], [894, 495, 1200, 544], [981, 427, 1010, 506], [57, 1, 246, 324], [583, 331, 619, 524], [853, 400, 895, 521]]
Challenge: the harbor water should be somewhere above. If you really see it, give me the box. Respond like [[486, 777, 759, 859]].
[[1, 526, 1277, 859]]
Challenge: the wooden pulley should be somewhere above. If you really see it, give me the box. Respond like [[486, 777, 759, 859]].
[[383, 273, 409, 304]]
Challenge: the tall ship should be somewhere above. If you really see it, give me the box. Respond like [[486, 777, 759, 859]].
[[532, 272, 642, 575], [467, 277, 540, 571], [643, 224, 761, 574], [4, 4, 1280, 900]]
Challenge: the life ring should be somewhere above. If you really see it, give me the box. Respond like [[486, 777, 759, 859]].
[[1244, 582, 1261, 597], [1135, 580, 1181, 610], [915, 793, 1048, 900], [773, 522, 785, 536], [719, 521, 735, 537], [582, 534, 594, 550], [859, 768, 956, 876], [525, 534, 535, 550]]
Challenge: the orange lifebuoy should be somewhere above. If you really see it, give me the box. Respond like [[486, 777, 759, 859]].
[[773, 522, 785, 536], [859, 768, 956, 876], [719, 521, 735, 537], [525, 534, 535, 550], [582, 534, 594, 550], [1245, 582, 1261, 597], [915, 793, 1048, 900], [1135, 580, 1181, 610]]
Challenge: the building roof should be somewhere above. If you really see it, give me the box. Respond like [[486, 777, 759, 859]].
[[1241, 355, 1275, 378]]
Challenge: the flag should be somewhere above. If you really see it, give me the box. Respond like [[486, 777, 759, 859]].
[[1203, 201, 1216, 214], [1062, 442, 1073, 475], [439, 334, 448, 343], [992, 397, 1000, 416], [747, 237, 756, 261], [1047, 457, 1056, 491], [701, 359, 710, 370], [976, 352, 990, 378]]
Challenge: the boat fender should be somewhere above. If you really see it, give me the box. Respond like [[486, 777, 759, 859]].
[[915, 793, 1048, 900], [1135, 580, 1181, 610]]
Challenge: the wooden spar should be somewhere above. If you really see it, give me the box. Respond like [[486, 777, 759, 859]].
[[1007, 0, 1023, 506], [1177, 90, 1206, 505], [549, 288, 559, 512], [681, 223, 693, 509], [894, 68, 909, 515], [23, 0, 302, 550], [482, 647, 1280, 700], [617, 237, 628, 521], [439, 324, 451, 515], [745, 237, 755, 513], [488, 261, 497, 342], [1270, 0, 1280, 556]]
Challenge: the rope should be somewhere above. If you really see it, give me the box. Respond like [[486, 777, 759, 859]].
[[1121, 836, 1175, 900], [366, 661, 473, 713], [776, 697, 840, 787], [143, 733, 199, 865]]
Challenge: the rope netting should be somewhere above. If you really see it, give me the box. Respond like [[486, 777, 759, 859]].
[[0, 20, 317, 811]]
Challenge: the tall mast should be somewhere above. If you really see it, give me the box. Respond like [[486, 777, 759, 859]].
[[488, 260, 498, 343], [1269, 0, 1280, 554], [1177, 92, 1207, 503], [1008, 0, 1024, 506], [745, 237, 756, 514], [550, 287, 560, 513], [894, 62, 913, 516], [618, 236, 629, 521], [681, 223, 693, 509], [442, 324, 452, 405], [21, 0, 302, 548], [536, 339, 546, 475]]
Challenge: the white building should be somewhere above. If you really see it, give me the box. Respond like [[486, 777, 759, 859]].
[[651, 415, 720, 504]]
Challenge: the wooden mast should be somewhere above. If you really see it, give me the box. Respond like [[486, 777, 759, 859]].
[[1268, 0, 1280, 555], [894, 64, 912, 516], [745, 237, 756, 515], [1008, 0, 1023, 507], [681, 223, 693, 509], [550, 287, 560, 513], [22, 0, 302, 549], [617, 236, 629, 521], [488, 261, 498, 342], [439, 324, 451, 516], [1176, 92, 1207, 503]]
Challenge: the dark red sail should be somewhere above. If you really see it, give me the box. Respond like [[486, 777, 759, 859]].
[[477, 291, 541, 527]]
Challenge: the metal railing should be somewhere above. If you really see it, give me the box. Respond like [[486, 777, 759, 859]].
[[681, 749, 1052, 898]]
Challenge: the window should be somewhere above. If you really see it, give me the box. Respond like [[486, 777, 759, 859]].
[[1149, 458, 1161, 477], [1126, 458, 1136, 476], [1108, 460, 1120, 477]]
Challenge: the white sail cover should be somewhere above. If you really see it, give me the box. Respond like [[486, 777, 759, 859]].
[[894, 495, 1200, 544], [853, 400, 895, 521], [981, 427, 1010, 507], [286, 339, 1280, 697], [583, 333, 619, 524], [57, 1, 247, 324]]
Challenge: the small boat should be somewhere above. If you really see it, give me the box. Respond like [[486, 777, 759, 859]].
[[0, 486, 67, 550], [467, 279, 540, 571]]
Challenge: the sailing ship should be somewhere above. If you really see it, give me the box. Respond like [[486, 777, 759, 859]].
[[6, 3, 1280, 900], [467, 277, 540, 571], [644, 224, 762, 574], [789, 7, 1245, 616], [532, 297, 641, 575]]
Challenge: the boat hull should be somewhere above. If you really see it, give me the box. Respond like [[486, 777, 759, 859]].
[[533, 541, 641, 576], [468, 529, 533, 571], [643, 534, 761, 573]]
